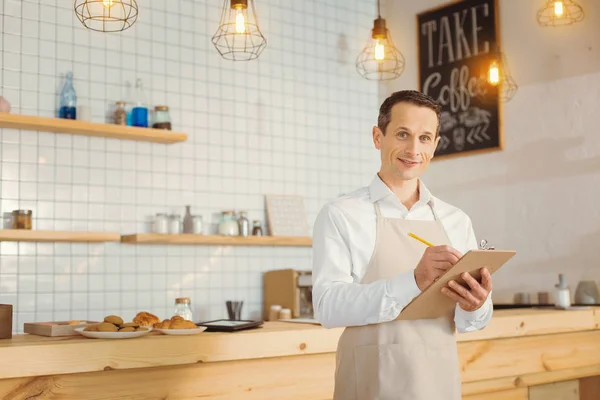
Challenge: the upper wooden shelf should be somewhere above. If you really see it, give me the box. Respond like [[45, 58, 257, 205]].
[[0, 230, 121, 243], [0, 113, 187, 144], [121, 234, 312, 247]]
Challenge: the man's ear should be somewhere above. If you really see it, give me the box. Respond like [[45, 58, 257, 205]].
[[372, 126, 383, 150]]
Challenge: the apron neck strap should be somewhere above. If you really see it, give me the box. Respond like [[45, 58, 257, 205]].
[[374, 200, 441, 221]]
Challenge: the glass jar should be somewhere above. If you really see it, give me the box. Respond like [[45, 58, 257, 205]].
[[169, 214, 181, 234], [218, 211, 239, 236], [152, 105, 171, 130], [192, 215, 203, 234], [252, 220, 263, 236], [238, 211, 249, 237], [174, 297, 193, 321], [153, 213, 169, 234], [12, 210, 32, 230], [114, 101, 127, 125]]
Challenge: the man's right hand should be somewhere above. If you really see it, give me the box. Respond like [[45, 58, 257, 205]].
[[414, 245, 463, 291]]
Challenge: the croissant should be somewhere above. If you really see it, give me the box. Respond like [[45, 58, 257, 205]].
[[133, 311, 161, 327]]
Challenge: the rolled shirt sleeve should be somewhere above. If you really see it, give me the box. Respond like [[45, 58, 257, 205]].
[[312, 204, 422, 329]]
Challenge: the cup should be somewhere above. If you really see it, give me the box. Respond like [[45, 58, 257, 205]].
[[226, 300, 243, 320]]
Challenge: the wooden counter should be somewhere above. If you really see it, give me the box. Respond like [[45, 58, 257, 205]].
[[1, 308, 599, 399]]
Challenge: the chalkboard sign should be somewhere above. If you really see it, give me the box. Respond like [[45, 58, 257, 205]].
[[417, 0, 502, 159]]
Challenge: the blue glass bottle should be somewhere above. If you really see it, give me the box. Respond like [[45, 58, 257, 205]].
[[59, 71, 77, 119], [131, 78, 148, 127]]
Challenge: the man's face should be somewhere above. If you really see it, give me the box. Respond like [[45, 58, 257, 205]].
[[372, 102, 440, 181]]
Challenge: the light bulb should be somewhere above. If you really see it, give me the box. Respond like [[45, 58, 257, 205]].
[[374, 40, 385, 61], [102, 0, 114, 7], [235, 9, 246, 34], [488, 60, 500, 85], [554, 1, 564, 16]]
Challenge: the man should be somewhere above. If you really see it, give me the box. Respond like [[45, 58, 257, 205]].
[[311, 90, 493, 400]]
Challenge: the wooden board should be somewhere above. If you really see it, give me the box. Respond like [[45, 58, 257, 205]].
[[121, 234, 312, 247], [0, 230, 121, 242], [0, 305, 11, 340], [0, 112, 187, 144], [464, 388, 528, 400], [458, 308, 600, 342], [528, 380, 579, 400], [24, 321, 99, 337], [398, 250, 516, 320], [462, 365, 600, 396], [0, 353, 337, 400], [459, 331, 600, 383]]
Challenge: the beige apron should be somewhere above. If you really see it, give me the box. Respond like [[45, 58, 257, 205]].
[[333, 201, 461, 400]]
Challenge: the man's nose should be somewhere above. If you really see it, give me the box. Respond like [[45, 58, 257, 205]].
[[404, 138, 418, 155]]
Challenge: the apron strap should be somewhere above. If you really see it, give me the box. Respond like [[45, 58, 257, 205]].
[[374, 201, 383, 218], [429, 202, 441, 221]]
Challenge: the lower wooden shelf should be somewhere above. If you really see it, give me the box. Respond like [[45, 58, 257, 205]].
[[0, 230, 121, 242], [120, 234, 312, 247]]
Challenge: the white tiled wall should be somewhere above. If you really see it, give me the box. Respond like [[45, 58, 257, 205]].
[[0, 0, 381, 331]]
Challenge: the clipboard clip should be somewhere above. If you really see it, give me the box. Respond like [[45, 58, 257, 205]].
[[479, 239, 495, 250]]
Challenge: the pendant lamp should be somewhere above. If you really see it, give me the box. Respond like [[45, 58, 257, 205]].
[[537, 0, 584, 27], [212, 0, 267, 61], [356, 0, 405, 80], [479, 46, 518, 103], [74, 0, 138, 32]]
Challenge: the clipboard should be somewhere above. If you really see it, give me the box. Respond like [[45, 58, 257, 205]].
[[396, 250, 516, 321]]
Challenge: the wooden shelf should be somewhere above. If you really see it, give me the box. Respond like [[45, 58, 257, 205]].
[[0, 113, 187, 144], [121, 234, 312, 247], [0, 230, 121, 243]]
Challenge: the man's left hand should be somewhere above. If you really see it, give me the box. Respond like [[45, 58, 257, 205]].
[[441, 268, 492, 312]]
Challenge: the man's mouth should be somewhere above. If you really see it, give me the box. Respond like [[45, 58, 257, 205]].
[[398, 158, 420, 167]]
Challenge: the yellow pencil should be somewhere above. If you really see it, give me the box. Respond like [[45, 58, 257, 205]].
[[408, 232, 434, 247]]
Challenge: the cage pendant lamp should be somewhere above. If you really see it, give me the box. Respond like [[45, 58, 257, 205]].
[[537, 0, 584, 27], [356, 0, 405, 80], [74, 0, 138, 32], [478, 47, 518, 103], [212, 0, 267, 61]]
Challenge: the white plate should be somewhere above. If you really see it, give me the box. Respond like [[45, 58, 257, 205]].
[[74, 326, 153, 339], [155, 327, 207, 335]]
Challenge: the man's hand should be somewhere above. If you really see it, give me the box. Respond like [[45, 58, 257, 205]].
[[441, 268, 492, 312], [414, 245, 463, 291]]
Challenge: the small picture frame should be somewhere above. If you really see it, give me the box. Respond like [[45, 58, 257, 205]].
[[265, 194, 308, 237]]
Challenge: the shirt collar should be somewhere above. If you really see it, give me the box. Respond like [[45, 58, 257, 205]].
[[368, 174, 435, 206]]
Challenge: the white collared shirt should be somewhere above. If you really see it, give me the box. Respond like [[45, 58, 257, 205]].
[[311, 175, 492, 333]]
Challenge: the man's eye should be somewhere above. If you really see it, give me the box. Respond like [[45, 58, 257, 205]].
[[420, 136, 431, 141], [397, 132, 408, 138]]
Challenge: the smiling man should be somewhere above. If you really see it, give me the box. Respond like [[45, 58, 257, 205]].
[[312, 90, 493, 400]]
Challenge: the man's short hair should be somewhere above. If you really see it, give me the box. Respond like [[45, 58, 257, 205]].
[[377, 90, 442, 136]]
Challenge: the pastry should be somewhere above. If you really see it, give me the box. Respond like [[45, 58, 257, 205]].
[[118, 327, 135, 332], [155, 315, 197, 329], [97, 322, 119, 332], [120, 322, 139, 328], [133, 311, 160, 327], [68, 320, 84, 325], [84, 324, 99, 332], [104, 315, 124, 325]]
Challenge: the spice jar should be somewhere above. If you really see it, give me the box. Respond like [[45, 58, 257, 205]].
[[152, 105, 171, 130], [192, 215, 203, 234], [113, 101, 127, 125], [238, 211, 249, 237], [174, 297, 193, 321], [252, 220, 263, 236], [12, 210, 32, 229], [153, 213, 169, 234], [218, 211, 239, 236], [169, 214, 181, 234]]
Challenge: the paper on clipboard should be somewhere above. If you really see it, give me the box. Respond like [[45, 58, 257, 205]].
[[396, 250, 516, 321]]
